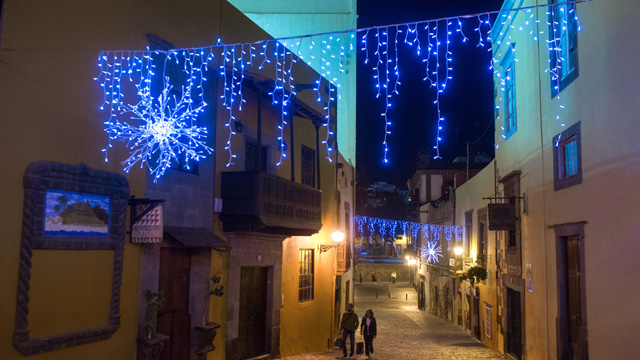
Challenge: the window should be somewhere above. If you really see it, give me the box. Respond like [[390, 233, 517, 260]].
[[549, 0, 579, 96], [345, 203, 352, 269], [245, 141, 268, 172], [502, 49, 517, 139], [298, 249, 314, 302], [464, 210, 473, 255], [553, 122, 582, 190], [478, 219, 487, 266], [301, 145, 315, 187], [170, 151, 200, 174], [562, 138, 578, 177]]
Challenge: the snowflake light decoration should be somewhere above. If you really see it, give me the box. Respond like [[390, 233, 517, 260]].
[[103, 80, 212, 181], [421, 239, 442, 265]]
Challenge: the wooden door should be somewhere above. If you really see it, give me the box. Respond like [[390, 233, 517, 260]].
[[345, 280, 350, 305], [566, 236, 583, 360], [419, 280, 425, 310], [472, 296, 481, 340], [157, 248, 191, 360], [507, 288, 522, 359], [239, 267, 268, 359], [334, 276, 342, 337]]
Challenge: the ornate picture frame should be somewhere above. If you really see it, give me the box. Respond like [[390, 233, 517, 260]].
[[13, 162, 129, 356]]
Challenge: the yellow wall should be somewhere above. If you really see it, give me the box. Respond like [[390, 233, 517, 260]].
[[280, 234, 337, 356], [0, 0, 152, 357], [207, 251, 230, 360], [28, 251, 114, 338], [0, 0, 279, 358], [280, 115, 340, 356]]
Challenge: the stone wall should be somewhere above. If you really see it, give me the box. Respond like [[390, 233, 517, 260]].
[[426, 266, 454, 321], [355, 263, 410, 283]]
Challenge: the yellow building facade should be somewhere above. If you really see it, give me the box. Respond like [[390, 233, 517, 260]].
[[455, 161, 503, 354], [0, 0, 355, 359]]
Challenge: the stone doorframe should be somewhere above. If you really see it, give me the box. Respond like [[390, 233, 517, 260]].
[[225, 232, 285, 360], [552, 222, 588, 360], [502, 275, 525, 359], [137, 241, 213, 360]]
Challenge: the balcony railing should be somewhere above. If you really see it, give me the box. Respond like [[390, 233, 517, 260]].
[[220, 171, 322, 236]]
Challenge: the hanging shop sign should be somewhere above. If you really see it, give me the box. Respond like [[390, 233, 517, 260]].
[[488, 203, 516, 231]]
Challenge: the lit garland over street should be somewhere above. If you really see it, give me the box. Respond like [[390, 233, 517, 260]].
[[355, 216, 463, 256], [95, 1, 588, 179]]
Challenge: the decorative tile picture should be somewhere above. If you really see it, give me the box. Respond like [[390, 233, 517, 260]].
[[44, 190, 110, 237]]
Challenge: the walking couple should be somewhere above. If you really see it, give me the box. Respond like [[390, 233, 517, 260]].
[[340, 304, 377, 359]]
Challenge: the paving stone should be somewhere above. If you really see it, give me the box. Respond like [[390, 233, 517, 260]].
[[283, 282, 504, 360]]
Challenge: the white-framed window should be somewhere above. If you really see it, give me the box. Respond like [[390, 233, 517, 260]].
[[550, 0, 579, 96], [502, 48, 517, 139], [298, 249, 314, 302], [553, 122, 582, 190]]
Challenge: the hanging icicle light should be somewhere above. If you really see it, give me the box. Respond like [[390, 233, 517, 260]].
[[95, 1, 587, 178]]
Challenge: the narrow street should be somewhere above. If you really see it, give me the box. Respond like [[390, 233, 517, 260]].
[[284, 282, 504, 359]]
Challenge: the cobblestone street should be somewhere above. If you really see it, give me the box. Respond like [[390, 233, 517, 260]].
[[283, 282, 504, 360]]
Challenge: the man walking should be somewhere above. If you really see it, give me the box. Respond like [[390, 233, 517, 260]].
[[340, 303, 359, 358]]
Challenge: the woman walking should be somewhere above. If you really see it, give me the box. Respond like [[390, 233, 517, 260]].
[[360, 309, 377, 359]]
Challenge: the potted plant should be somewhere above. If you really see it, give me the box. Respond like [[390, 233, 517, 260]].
[[466, 265, 488, 284], [456, 264, 488, 286], [137, 290, 169, 360], [194, 274, 224, 355]]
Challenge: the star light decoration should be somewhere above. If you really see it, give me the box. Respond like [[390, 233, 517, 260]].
[[421, 240, 443, 265], [103, 80, 212, 181], [96, 1, 586, 175]]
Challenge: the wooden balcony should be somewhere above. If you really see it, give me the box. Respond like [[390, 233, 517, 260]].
[[220, 171, 322, 236]]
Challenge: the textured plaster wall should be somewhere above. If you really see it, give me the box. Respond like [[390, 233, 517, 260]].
[[280, 235, 335, 357], [0, 0, 154, 358], [0, 0, 272, 358], [538, 1, 640, 357], [455, 161, 502, 354], [207, 251, 229, 360], [280, 121, 344, 357], [488, 0, 640, 358]]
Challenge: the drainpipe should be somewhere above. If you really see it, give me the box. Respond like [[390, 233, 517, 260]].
[[315, 124, 321, 189], [466, 141, 470, 181], [257, 88, 263, 171], [290, 113, 295, 182]]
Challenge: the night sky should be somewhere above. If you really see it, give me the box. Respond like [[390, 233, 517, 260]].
[[356, 0, 505, 188]]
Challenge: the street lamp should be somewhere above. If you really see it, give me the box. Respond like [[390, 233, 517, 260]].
[[454, 246, 463, 256], [320, 230, 345, 253], [331, 230, 345, 243]]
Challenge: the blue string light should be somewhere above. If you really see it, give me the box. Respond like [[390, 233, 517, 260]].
[[355, 216, 463, 253], [95, 2, 586, 176]]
